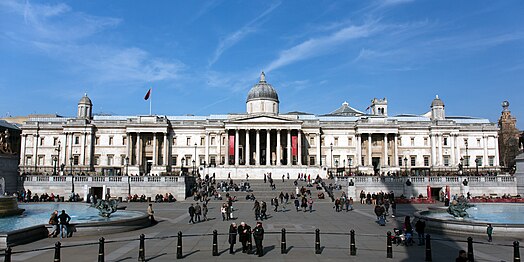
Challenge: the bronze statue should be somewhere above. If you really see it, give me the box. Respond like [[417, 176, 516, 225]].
[[447, 196, 474, 218], [92, 199, 118, 217], [0, 130, 13, 154]]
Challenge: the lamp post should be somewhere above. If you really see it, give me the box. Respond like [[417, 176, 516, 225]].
[[465, 140, 469, 171], [330, 142, 333, 170], [349, 158, 353, 175], [475, 158, 479, 176], [343, 159, 346, 175], [459, 157, 464, 174], [194, 143, 197, 176], [125, 156, 130, 196], [70, 156, 74, 196], [192, 160, 196, 176], [181, 157, 185, 176], [404, 157, 408, 176], [53, 156, 58, 176], [55, 141, 61, 175], [335, 159, 339, 176]]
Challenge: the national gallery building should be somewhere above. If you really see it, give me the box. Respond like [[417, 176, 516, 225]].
[[19, 73, 500, 179]]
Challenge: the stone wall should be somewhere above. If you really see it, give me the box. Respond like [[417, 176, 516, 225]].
[[516, 153, 524, 196], [206, 166, 326, 180], [0, 155, 20, 194]]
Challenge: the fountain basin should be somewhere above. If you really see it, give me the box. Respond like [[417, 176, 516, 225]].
[[415, 203, 524, 239], [0, 196, 25, 217], [0, 203, 150, 248]]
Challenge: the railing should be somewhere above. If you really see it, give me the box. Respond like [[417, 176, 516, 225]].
[[340, 176, 515, 186], [22, 176, 185, 184]]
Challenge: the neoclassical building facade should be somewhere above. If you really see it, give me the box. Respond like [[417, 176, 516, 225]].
[[19, 73, 500, 178]]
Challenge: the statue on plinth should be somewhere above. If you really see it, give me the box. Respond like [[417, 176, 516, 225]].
[[0, 130, 13, 155], [447, 196, 474, 218]]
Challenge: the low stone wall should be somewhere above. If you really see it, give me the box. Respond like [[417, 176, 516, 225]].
[[0, 224, 48, 249], [206, 166, 326, 180], [21, 176, 189, 201]]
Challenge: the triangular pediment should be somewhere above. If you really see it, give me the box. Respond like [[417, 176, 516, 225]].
[[227, 115, 300, 124]]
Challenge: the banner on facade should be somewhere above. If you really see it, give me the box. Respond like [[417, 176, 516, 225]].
[[229, 134, 235, 157], [292, 135, 298, 156]]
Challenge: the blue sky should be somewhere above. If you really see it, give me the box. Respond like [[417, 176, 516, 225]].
[[1, 0, 523, 128]]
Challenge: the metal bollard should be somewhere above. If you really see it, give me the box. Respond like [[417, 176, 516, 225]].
[[138, 234, 145, 262], [176, 231, 183, 259], [98, 237, 105, 262], [315, 229, 321, 254], [281, 228, 287, 254], [467, 237, 474, 262], [54, 242, 61, 262], [247, 233, 253, 254], [425, 235, 432, 262], [386, 231, 393, 258], [212, 230, 218, 256], [350, 229, 356, 256], [514, 241, 520, 262], [5, 247, 12, 262]]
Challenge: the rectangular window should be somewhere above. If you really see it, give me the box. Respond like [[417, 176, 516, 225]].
[[309, 156, 316, 165], [424, 156, 429, 167], [109, 136, 113, 146], [211, 136, 216, 146], [443, 156, 450, 167], [123, 136, 127, 145], [410, 156, 416, 166], [75, 136, 80, 145], [424, 137, 428, 146], [173, 136, 177, 145], [477, 139, 481, 147], [107, 155, 114, 166], [94, 155, 100, 166], [186, 137, 191, 146], [361, 156, 365, 166], [222, 136, 226, 146], [121, 155, 126, 165], [38, 155, 44, 165], [172, 155, 178, 166], [410, 137, 415, 146], [489, 156, 494, 166], [39, 137, 44, 146], [95, 136, 100, 145], [348, 137, 353, 146], [26, 156, 32, 166], [398, 157, 403, 166], [334, 137, 339, 146], [443, 137, 448, 146], [210, 156, 216, 165], [53, 137, 58, 146], [310, 136, 315, 145], [321, 137, 325, 146], [200, 137, 205, 146], [73, 155, 79, 165], [476, 156, 483, 166]]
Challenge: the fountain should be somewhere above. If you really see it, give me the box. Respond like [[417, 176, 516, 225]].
[[0, 196, 24, 217]]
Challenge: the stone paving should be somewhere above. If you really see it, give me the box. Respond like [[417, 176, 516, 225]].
[[6, 180, 521, 262]]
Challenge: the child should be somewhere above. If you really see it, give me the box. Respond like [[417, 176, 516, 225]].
[[487, 224, 493, 242]]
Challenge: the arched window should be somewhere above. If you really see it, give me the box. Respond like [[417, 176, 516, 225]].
[[273, 103, 276, 112]]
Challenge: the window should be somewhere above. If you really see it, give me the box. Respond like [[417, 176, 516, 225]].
[[210, 156, 216, 165], [348, 137, 353, 146], [410, 137, 415, 146], [172, 155, 178, 166], [410, 156, 416, 166], [199, 156, 205, 165], [334, 137, 339, 146], [94, 155, 100, 166], [463, 138, 468, 146], [53, 137, 58, 146], [75, 136, 80, 145], [26, 156, 32, 166], [146, 137, 152, 145], [95, 136, 100, 145], [109, 136, 113, 145], [39, 137, 44, 146], [361, 156, 365, 166], [475, 156, 482, 166], [321, 137, 325, 146], [107, 155, 114, 166], [123, 136, 127, 145], [424, 137, 428, 146], [398, 137, 402, 146], [273, 103, 276, 112], [38, 155, 44, 165], [211, 136, 216, 146], [73, 155, 79, 165], [477, 139, 481, 147], [423, 156, 429, 166], [222, 136, 226, 146], [200, 137, 205, 146], [443, 137, 448, 146], [443, 156, 450, 166], [186, 137, 191, 146], [173, 136, 177, 145], [489, 156, 494, 166], [398, 157, 403, 167], [121, 155, 126, 165], [310, 135, 315, 145]]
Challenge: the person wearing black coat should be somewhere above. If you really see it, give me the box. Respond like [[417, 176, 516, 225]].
[[237, 222, 251, 253], [253, 222, 264, 257], [228, 223, 237, 254]]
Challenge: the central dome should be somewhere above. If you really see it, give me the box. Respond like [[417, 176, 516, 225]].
[[246, 72, 279, 103]]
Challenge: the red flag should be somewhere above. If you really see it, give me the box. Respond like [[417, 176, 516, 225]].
[[144, 88, 151, 100]]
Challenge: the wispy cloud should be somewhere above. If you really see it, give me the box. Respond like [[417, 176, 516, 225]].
[[188, 0, 223, 24], [265, 20, 383, 72], [208, 1, 281, 67]]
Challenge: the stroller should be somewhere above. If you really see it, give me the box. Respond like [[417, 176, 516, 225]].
[[392, 228, 414, 246]]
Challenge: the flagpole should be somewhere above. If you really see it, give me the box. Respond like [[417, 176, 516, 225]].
[[149, 87, 152, 115]]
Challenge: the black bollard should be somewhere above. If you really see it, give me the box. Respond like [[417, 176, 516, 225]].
[[54, 242, 61, 262], [98, 237, 105, 262], [386, 231, 393, 258], [138, 234, 145, 262], [467, 237, 474, 262], [212, 230, 218, 256], [315, 229, 321, 254], [425, 235, 432, 262], [281, 228, 287, 254], [176, 231, 183, 259], [350, 229, 356, 256], [514, 241, 520, 262], [5, 247, 12, 262], [247, 232, 253, 255]]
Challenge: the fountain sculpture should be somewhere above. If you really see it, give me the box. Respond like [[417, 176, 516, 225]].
[[447, 196, 474, 218], [0, 196, 24, 217], [92, 199, 118, 217]]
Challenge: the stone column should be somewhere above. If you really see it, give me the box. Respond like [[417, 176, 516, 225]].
[[205, 132, 209, 166], [235, 129, 239, 166], [126, 133, 131, 162], [20, 134, 27, 167], [287, 130, 292, 166], [80, 132, 86, 165], [225, 130, 230, 166], [153, 133, 158, 165], [245, 130, 250, 166], [383, 133, 388, 166], [163, 133, 168, 166], [33, 134, 39, 170], [256, 130, 260, 165], [367, 134, 372, 166], [438, 135, 444, 166], [394, 134, 398, 167], [356, 134, 361, 167], [316, 133, 321, 166], [137, 133, 142, 168], [298, 130, 302, 165], [494, 135, 499, 167], [430, 134, 436, 166], [276, 129, 281, 166], [266, 130, 271, 165], [450, 134, 455, 166], [217, 133, 222, 165], [483, 135, 488, 167]]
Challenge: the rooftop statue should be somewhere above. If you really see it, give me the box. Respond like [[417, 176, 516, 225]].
[[0, 130, 13, 155], [93, 199, 118, 217], [447, 196, 474, 218]]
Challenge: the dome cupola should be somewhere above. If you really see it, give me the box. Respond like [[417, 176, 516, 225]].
[[77, 93, 93, 120], [246, 72, 279, 115]]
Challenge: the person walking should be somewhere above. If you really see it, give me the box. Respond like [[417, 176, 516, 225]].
[[415, 219, 426, 245], [391, 200, 397, 218], [147, 203, 156, 224], [347, 197, 354, 211], [273, 197, 279, 212], [238, 222, 251, 253], [487, 224, 493, 242], [195, 203, 202, 222], [57, 210, 71, 238], [307, 197, 314, 213], [260, 201, 267, 220], [228, 223, 238, 254], [202, 203, 208, 221], [221, 204, 228, 221], [188, 204, 196, 224], [253, 222, 265, 257], [48, 210, 59, 237], [294, 198, 300, 212], [253, 200, 261, 220]]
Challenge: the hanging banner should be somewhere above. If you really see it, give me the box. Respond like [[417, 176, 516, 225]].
[[292, 135, 298, 156], [229, 134, 235, 157]]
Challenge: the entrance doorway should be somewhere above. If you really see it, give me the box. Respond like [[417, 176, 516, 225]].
[[372, 157, 381, 173], [91, 187, 103, 200], [430, 187, 442, 201], [146, 158, 152, 174]]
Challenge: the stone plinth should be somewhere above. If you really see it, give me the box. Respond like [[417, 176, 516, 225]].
[[516, 153, 524, 196], [0, 196, 24, 217], [0, 155, 19, 195]]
